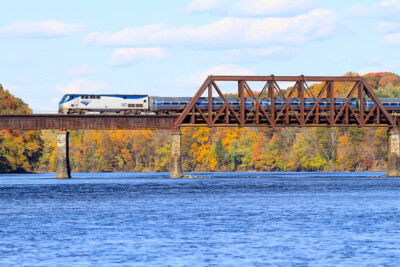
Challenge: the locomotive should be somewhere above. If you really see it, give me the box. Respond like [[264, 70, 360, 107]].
[[58, 94, 400, 114]]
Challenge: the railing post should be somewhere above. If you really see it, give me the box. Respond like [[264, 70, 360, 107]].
[[56, 130, 71, 179], [388, 128, 400, 177], [269, 79, 275, 123], [170, 129, 183, 178], [239, 80, 245, 125], [299, 76, 305, 125], [328, 81, 335, 126]]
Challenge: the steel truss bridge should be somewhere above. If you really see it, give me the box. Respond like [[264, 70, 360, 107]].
[[0, 76, 398, 130], [175, 75, 398, 129]]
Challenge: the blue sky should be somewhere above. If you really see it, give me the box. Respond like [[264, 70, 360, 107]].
[[1, 0, 400, 112]]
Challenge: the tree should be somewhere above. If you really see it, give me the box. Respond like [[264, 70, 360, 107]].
[[212, 137, 228, 169]]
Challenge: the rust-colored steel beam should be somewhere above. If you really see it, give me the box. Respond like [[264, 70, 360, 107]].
[[174, 75, 398, 129], [239, 80, 245, 126], [361, 79, 397, 127], [0, 114, 177, 130], [328, 81, 335, 126], [211, 75, 363, 82]]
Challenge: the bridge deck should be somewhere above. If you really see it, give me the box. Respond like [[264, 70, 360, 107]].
[[0, 114, 177, 130]]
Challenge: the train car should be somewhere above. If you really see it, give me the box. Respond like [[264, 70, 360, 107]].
[[150, 97, 192, 113], [59, 94, 149, 114], [58, 93, 400, 115], [378, 98, 400, 111], [150, 97, 255, 114], [259, 98, 359, 110]]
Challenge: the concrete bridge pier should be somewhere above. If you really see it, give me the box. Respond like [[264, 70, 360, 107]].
[[388, 129, 400, 177], [170, 129, 183, 178], [56, 130, 71, 179]]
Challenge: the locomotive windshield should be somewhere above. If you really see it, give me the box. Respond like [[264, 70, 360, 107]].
[[59, 95, 68, 104]]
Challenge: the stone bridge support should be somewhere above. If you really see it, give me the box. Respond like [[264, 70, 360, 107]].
[[170, 130, 183, 178], [56, 130, 71, 179], [388, 129, 400, 177]]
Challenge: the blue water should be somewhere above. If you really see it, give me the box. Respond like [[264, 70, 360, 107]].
[[1, 172, 400, 266]]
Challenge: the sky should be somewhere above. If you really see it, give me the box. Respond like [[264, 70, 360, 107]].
[[1, 0, 400, 112]]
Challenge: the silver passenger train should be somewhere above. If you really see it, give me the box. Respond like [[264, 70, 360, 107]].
[[58, 94, 400, 114]]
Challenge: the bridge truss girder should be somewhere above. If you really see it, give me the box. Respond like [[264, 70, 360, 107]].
[[174, 75, 398, 129]]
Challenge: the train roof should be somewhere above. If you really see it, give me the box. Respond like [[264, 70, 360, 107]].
[[63, 94, 148, 97]]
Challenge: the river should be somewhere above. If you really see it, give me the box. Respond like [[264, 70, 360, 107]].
[[1, 172, 400, 266]]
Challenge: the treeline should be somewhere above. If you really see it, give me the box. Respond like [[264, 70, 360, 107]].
[[36, 127, 387, 173], [0, 84, 42, 172], [1, 72, 400, 173]]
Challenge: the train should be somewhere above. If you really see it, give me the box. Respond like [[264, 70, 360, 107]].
[[58, 94, 400, 114]]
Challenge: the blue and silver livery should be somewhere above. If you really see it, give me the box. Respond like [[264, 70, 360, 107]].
[[59, 94, 400, 114]]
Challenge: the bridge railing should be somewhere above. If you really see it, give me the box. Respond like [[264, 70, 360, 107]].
[[174, 75, 397, 129]]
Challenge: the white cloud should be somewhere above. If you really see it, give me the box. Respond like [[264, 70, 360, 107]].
[[183, 0, 314, 16], [221, 47, 293, 63], [0, 20, 86, 38], [67, 64, 99, 76], [176, 65, 255, 88], [382, 32, 400, 45], [233, 0, 315, 16], [183, 0, 229, 13], [108, 47, 170, 66], [377, 22, 400, 33], [56, 79, 108, 94], [350, 0, 400, 20], [84, 9, 338, 48]]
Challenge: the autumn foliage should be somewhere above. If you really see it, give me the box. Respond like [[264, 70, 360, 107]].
[[0, 84, 43, 172], [1, 72, 400, 173]]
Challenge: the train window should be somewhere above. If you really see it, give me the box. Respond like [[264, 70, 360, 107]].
[[172, 102, 179, 105], [70, 96, 75, 99], [128, 104, 134, 107], [391, 103, 396, 106], [217, 102, 223, 105], [123, 96, 127, 99], [136, 104, 143, 108], [97, 96, 100, 99], [164, 102, 170, 105], [180, 102, 187, 105]]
